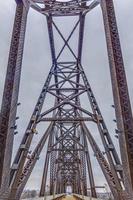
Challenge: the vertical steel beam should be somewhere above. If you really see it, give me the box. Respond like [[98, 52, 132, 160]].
[[0, 0, 28, 192], [101, 0, 133, 196], [79, 133, 87, 196], [39, 152, 49, 196], [50, 150, 57, 194], [83, 134, 97, 198], [78, 14, 85, 63], [39, 133, 53, 197]]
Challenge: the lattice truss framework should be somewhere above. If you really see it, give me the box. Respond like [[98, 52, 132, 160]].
[[0, 0, 133, 200]]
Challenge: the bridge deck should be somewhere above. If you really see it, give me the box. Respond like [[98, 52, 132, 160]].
[[62, 195, 77, 200], [22, 194, 103, 200], [61, 194, 100, 200]]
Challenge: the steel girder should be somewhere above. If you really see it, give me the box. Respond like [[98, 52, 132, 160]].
[[0, 0, 132, 200], [50, 141, 57, 195], [101, 0, 133, 197], [25, 0, 99, 17], [0, 1, 28, 196], [79, 130, 87, 196], [83, 131, 97, 197], [40, 132, 53, 197]]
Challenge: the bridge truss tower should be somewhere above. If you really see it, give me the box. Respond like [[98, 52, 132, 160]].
[[0, 0, 133, 200]]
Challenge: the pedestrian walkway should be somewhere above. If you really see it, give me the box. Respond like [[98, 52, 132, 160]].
[[57, 194, 103, 200], [21, 194, 103, 200], [61, 195, 77, 200]]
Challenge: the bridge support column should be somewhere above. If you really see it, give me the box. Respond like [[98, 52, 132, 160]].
[[83, 134, 97, 198], [101, 0, 133, 197], [39, 152, 50, 196], [0, 0, 28, 197], [40, 133, 53, 197]]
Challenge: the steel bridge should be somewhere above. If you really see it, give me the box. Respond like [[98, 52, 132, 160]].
[[0, 0, 133, 200]]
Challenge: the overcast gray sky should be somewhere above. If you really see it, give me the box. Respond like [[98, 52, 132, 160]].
[[0, 0, 133, 192]]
